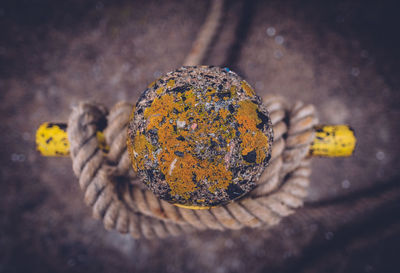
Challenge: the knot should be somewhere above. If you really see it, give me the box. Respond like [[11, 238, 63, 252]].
[[67, 96, 318, 238]]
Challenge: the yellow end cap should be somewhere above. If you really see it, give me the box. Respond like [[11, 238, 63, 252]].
[[310, 125, 356, 157], [36, 123, 70, 156]]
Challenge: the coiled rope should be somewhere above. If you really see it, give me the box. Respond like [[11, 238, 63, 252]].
[[66, 0, 319, 238], [67, 96, 318, 238]]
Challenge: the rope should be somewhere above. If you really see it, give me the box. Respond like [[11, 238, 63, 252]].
[[67, 95, 318, 238], [183, 0, 224, 66]]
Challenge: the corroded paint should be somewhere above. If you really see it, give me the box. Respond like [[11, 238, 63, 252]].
[[309, 125, 356, 157], [36, 122, 109, 156], [36, 123, 70, 156]]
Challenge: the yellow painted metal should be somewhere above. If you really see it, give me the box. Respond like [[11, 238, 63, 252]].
[[36, 122, 356, 209], [309, 125, 356, 157], [36, 123, 70, 156], [36, 123, 357, 159], [36, 123, 109, 156], [174, 203, 213, 210], [36, 123, 357, 158]]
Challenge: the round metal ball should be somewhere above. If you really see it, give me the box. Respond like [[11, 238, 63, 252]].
[[128, 66, 273, 208]]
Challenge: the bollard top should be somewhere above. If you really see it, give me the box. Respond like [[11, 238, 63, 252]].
[[128, 66, 273, 208]]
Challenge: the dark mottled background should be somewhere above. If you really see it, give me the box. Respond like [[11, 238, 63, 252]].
[[1, 0, 399, 272]]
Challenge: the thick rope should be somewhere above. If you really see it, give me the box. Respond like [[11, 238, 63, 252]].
[[183, 0, 224, 66], [67, 95, 318, 238]]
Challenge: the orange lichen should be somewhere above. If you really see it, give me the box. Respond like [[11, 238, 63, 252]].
[[135, 88, 236, 199], [236, 100, 269, 164], [131, 75, 271, 203], [128, 66, 275, 207]]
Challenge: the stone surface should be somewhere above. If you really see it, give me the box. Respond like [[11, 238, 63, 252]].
[[128, 66, 272, 207]]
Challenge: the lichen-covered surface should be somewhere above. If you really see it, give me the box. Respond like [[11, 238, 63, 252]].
[[1, 0, 400, 272], [128, 66, 272, 207]]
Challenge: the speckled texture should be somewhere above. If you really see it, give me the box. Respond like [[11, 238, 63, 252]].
[[1, 0, 400, 272], [128, 66, 272, 207]]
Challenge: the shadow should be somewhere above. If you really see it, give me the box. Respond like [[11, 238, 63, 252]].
[[263, 176, 400, 273], [222, 0, 257, 74], [284, 201, 400, 273], [201, 0, 228, 66]]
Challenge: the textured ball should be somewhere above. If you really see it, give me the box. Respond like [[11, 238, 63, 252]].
[[128, 66, 273, 208]]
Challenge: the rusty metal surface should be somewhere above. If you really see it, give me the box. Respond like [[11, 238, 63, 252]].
[[0, 0, 399, 272]]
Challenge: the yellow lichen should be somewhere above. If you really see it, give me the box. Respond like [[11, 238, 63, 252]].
[[131, 131, 155, 172], [230, 85, 238, 97], [156, 87, 164, 95], [241, 80, 255, 97], [167, 79, 175, 88]]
